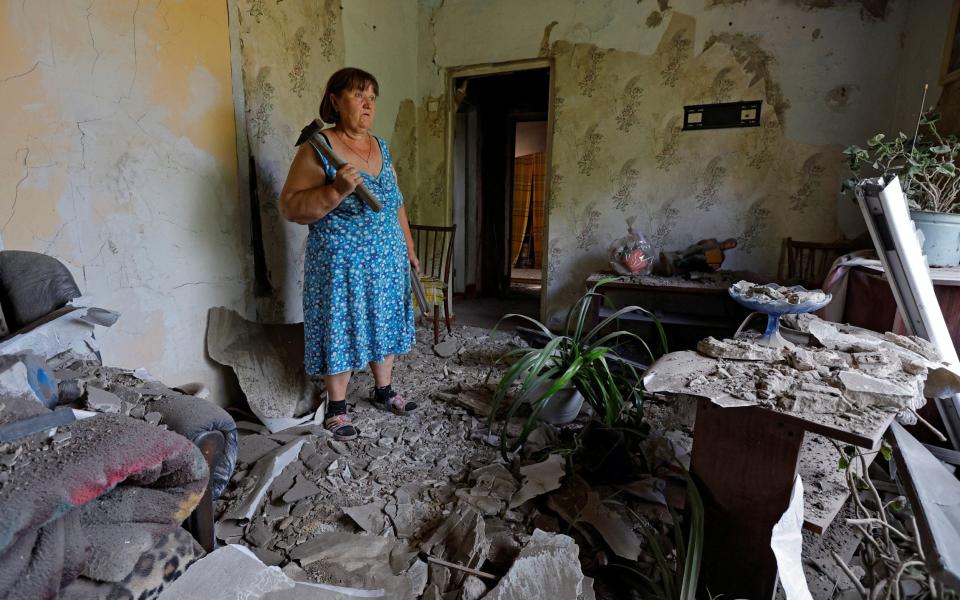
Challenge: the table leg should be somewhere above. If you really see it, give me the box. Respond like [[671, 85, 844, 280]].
[[690, 399, 805, 600]]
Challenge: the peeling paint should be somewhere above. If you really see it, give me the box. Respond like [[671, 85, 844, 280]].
[[702, 32, 791, 126], [539, 21, 560, 57], [0, 0, 248, 402], [825, 83, 859, 111]]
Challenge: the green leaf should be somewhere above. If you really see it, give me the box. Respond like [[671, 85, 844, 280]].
[[867, 133, 885, 147], [931, 144, 952, 154], [838, 456, 849, 470], [843, 445, 856, 456], [936, 163, 957, 177], [880, 442, 892, 462]]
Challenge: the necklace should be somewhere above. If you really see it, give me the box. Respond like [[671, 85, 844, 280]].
[[336, 129, 373, 165]]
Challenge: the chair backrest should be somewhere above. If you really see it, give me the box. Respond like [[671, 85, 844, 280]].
[[777, 238, 855, 289], [0, 250, 81, 335], [409, 224, 457, 285]]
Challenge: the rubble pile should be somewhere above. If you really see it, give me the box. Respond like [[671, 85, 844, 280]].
[[214, 326, 674, 599], [684, 316, 947, 418], [730, 280, 829, 305]]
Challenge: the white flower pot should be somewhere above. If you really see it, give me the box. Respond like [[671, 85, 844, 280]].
[[527, 381, 584, 425]]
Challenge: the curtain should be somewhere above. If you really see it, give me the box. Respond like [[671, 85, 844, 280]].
[[510, 152, 546, 267]]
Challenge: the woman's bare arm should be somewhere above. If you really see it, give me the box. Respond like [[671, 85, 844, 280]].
[[397, 204, 419, 273], [280, 144, 358, 224]]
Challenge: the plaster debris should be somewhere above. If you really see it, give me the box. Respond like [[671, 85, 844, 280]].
[[578, 492, 642, 560], [225, 439, 306, 521], [432, 339, 460, 358], [207, 307, 321, 432], [84, 386, 122, 414], [343, 502, 388, 535], [510, 454, 566, 509], [697, 337, 783, 361], [730, 280, 828, 305], [484, 529, 585, 600], [282, 477, 322, 503], [158, 545, 380, 600], [648, 316, 960, 425]]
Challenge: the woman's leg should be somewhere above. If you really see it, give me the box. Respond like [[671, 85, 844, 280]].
[[323, 371, 357, 440], [324, 371, 353, 401], [369, 355, 417, 413], [369, 355, 394, 387]]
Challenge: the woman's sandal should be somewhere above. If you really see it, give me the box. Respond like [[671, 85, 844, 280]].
[[370, 389, 418, 416], [324, 412, 359, 441]]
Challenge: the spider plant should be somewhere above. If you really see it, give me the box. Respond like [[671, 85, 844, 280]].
[[620, 469, 704, 600], [488, 276, 668, 454]]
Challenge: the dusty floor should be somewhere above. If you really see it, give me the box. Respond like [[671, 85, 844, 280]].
[[213, 321, 867, 599]]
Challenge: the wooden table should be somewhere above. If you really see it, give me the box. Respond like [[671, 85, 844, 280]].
[[645, 352, 897, 600], [690, 399, 893, 600], [585, 272, 755, 351]]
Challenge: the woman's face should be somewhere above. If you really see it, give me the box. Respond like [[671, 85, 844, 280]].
[[333, 84, 377, 131]]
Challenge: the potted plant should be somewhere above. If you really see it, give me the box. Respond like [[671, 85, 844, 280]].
[[843, 112, 960, 266], [488, 277, 667, 455]]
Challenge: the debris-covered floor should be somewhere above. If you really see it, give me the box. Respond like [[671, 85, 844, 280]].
[[212, 324, 689, 599], [208, 320, 890, 599]]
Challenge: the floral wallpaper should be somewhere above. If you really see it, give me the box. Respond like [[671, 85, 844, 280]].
[[235, 0, 345, 321], [540, 13, 842, 322]]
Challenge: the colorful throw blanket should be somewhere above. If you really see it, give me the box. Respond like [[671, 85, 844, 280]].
[[0, 396, 208, 600]]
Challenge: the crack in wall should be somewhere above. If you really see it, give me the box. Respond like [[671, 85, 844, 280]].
[[3, 148, 30, 234], [127, 0, 142, 99], [86, 0, 101, 77], [1, 61, 39, 84]]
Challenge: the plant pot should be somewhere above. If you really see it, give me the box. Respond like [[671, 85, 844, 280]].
[[527, 381, 584, 425], [911, 210, 960, 267]]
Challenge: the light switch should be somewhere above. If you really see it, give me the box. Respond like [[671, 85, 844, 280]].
[[688, 112, 703, 124], [740, 108, 757, 121]]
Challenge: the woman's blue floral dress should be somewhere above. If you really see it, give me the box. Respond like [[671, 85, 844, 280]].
[[303, 134, 415, 376]]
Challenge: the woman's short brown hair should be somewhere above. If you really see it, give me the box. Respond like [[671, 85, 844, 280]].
[[319, 68, 380, 124]]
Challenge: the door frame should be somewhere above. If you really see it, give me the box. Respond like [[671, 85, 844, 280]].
[[444, 57, 555, 319]]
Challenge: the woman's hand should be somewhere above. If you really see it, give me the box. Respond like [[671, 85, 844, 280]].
[[333, 164, 362, 197], [409, 254, 420, 274]]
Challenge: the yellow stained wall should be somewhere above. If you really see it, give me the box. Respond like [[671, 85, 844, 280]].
[[0, 0, 249, 400]]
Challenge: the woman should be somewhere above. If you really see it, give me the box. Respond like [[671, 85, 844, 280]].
[[280, 67, 419, 442]]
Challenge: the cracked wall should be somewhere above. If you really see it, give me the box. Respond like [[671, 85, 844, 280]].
[[230, 0, 419, 321], [0, 0, 247, 400], [412, 0, 914, 325]]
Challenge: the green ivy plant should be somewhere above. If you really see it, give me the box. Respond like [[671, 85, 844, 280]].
[[843, 112, 960, 213]]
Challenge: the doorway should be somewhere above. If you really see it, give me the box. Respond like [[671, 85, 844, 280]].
[[449, 64, 551, 327]]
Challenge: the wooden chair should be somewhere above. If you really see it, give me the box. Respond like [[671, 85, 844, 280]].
[[410, 223, 457, 343], [777, 238, 855, 289]]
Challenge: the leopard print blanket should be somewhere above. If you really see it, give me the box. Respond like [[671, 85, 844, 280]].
[[60, 529, 203, 600]]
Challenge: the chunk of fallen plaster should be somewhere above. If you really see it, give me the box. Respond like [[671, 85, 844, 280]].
[[238, 434, 283, 466], [85, 387, 122, 414], [697, 337, 782, 362], [283, 477, 322, 503], [206, 307, 321, 432], [510, 454, 565, 509], [342, 502, 388, 535], [225, 439, 306, 521], [158, 544, 381, 600], [288, 532, 414, 594], [578, 492, 642, 560], [838, 371, 918, 409], [433, 339, 460, 358], [807, 320, 880, 353], [483, 529, 585, 600]]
